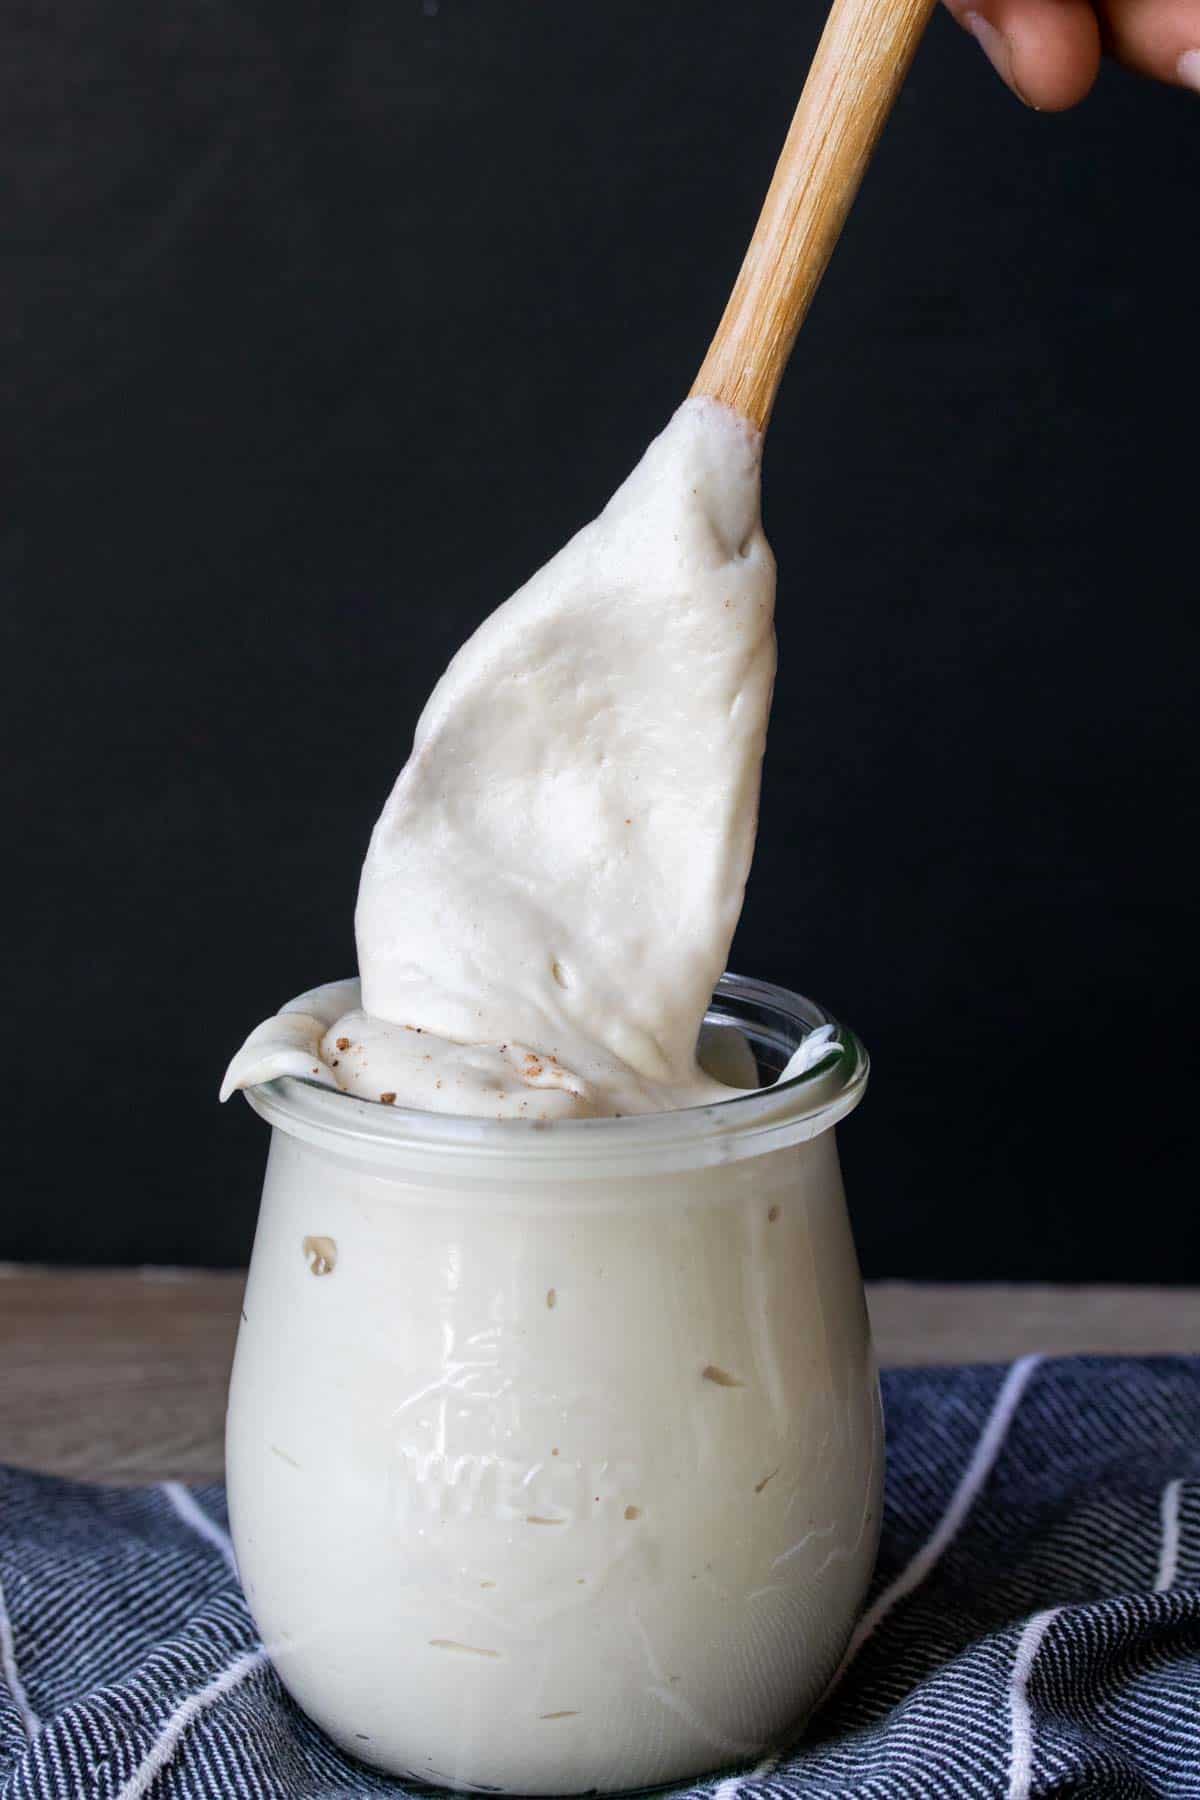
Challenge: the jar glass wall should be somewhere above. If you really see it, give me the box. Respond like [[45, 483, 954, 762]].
[[226, 975, 881, 1794]]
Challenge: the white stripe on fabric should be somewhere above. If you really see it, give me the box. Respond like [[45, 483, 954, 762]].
[[0, 1568, 41, 1740], [832, 1354, 1044, 1684], [1006, 1607, 1059, 1800], [1155, 1478, 1182, 1592], [713, 1751, 779, 1800], [114, 1646, 268, 1800], [161, 1481, 238, 1576]]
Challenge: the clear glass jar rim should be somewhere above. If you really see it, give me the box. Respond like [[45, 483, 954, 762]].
[[241, 974, 868, 1175]]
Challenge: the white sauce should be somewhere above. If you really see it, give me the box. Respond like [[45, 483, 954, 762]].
[[221, 400, 875, 1793], [221, 399, 830, 1119]]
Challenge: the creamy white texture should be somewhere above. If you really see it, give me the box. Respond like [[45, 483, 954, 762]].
[[226, 1101, 882, 1793], [222, 399, 825, 1118], [219, 975, 839, 1116], [221, 405, 874, 1794]]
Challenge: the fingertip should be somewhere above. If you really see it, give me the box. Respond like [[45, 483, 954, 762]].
[[1008, 0, 1103, 109], [945, 0, 1102, 110], [1099, 0, 1200, 93]]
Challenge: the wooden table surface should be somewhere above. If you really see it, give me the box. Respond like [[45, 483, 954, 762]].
[[2, 1265, 1196, 1485]]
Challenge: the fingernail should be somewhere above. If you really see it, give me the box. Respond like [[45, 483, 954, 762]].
[[1178, 49, 1200, 91], [964, 11, 1036, 107]]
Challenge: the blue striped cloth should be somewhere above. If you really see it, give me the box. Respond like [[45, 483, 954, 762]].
[[2, 1356, 1199, 1799]]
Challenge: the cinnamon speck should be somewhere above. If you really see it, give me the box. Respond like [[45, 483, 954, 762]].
[[768, 1204, 780, 1223], [754, 1468, 779, 1494], [624, 1505, 641, 1521], [380, 1092, 397, 1106], [336, 1037, 350, 1052], [302, 1235, 337, 1276], [702, 1364, 745, 1388]]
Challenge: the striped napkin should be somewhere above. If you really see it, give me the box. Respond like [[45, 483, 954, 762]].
[[2, 1357, 1198, 1798]]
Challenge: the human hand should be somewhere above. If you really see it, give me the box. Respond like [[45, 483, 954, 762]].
[[941, 0, 1200, 108]]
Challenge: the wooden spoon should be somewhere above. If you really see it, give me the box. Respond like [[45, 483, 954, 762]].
[[692, 0, 937, 432]]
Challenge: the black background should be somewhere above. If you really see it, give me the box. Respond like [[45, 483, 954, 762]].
[[3, 1, 1196, 1277]]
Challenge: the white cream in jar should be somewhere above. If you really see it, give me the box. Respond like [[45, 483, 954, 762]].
[[223, 399, 882, 1790], [226, 979, 879, 1795]]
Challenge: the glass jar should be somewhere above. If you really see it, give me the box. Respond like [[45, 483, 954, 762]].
[[226, 974, 881, 1795]]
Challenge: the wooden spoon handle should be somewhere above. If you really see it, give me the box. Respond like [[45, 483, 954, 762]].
[[691, 0, 937, 431]]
